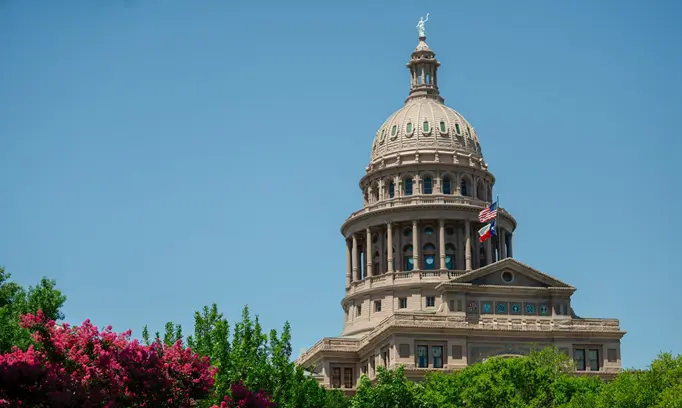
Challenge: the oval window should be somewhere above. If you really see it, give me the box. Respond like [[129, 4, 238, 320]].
[[423, 121, 430, 132], [440, 121, 446, 132], [455, 123, 461, 134], [391, 125, 397, 136], [406, 122, 413, 133]]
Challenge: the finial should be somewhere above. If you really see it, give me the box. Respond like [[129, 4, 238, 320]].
[[416, 13, 429, 39]]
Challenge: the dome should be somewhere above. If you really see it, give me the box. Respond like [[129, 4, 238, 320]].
[[369, 35, 483, 162], [370, 97, 483, 162]]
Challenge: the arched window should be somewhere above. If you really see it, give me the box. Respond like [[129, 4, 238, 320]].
[[403, 228, 412, 238], [388, 181, 395, 198], [423, 243, 436, 270], [423, 177, 433, 194], [403, 245, 414, 271], [460, 178, 470, 197], [424, 226, 434, 236], [404, 178, 413, 196], [442, 177, 452, 195], [445, 243, 456, 270], [372, 187, 379, 203]]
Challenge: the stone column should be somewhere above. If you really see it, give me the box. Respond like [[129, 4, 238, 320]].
[[500, 229, 507, 259], [387, 222, 394, 273], [508, 234, 513, 258], [346, 239, 352, 286], [485, 238, 492, 265], [439, 219, 446, 270], [412, 220, 419, 270], [464, 221, 472, 271], [352, 235, 359, 280], [366, 228, 373, 276]]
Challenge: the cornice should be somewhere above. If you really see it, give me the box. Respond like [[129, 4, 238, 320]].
[[341, 199, 517, 236]]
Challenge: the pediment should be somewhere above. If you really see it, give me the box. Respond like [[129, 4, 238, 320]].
[[447, 258, 574, 289]]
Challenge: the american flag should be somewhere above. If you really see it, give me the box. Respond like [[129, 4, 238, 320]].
[[479, 201, 498, 223]]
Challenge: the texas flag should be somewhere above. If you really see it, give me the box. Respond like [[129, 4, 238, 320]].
[[478, 220, 496, 243]]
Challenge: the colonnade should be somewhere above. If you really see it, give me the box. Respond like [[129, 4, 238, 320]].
[[345, 220, 513, 286]]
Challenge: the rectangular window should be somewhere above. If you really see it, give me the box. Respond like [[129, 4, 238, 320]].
[[443, 180, 451, 194], [399, 297, 407, 309], [423, 178, 433, 194], [426, 296, 435, 307], [382, 349, 389, 367], [457, 300, 463, 312], [417, 345, 428, 368], [574, 349, 586, 371], [331, 367, 341, 388], [449, 299, 455, 312], [432, 346, 443, 368], [374, 300, 382, 312], [343, 368, 353, 389], [588, 349, 600, 371], [362, 364, 368, 375], [357, 305, 362, 317]]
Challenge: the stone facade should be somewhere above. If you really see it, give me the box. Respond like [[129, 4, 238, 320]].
[[295, 34, 625, 393]]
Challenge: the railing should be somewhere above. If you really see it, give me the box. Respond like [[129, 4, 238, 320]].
[[347, 195, 490, 220], [348, 269, 454, 294]]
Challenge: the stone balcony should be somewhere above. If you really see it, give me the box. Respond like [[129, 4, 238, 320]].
[[347, 269, 465, 295]]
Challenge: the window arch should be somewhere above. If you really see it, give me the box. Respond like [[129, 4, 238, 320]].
[[403, 245, 414, 271], [442, 176, 452, 195], [445, 243, 456, 270], [460, 176, 472, 197], [423, 243, 436, 270], [423, 226, 435, 236], [423, 176, 433, 194], [403, 177, 413, 196]]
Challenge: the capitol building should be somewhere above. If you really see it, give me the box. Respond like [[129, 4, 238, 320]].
[[295, 26, 625, 392]]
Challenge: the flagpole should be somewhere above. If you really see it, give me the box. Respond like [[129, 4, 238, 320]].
[[496, 194, 500, 261]]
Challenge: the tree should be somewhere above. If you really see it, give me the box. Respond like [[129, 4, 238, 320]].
[[352, 366, 417, 408], [0, 311, 216, 407], [156, 303, 347, 408], [0, 266, 66, 353], [594, 352, 682, 408]]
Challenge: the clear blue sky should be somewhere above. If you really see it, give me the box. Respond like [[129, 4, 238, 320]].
[[1, 0, 680, 370]]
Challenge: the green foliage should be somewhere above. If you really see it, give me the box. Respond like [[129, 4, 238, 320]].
[[352, 365, 417, 408], [152, 303, 350, 408], [0, 266, 66, 353]]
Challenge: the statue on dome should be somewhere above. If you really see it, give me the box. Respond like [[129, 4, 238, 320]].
[[417, 13, 429, 38]]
